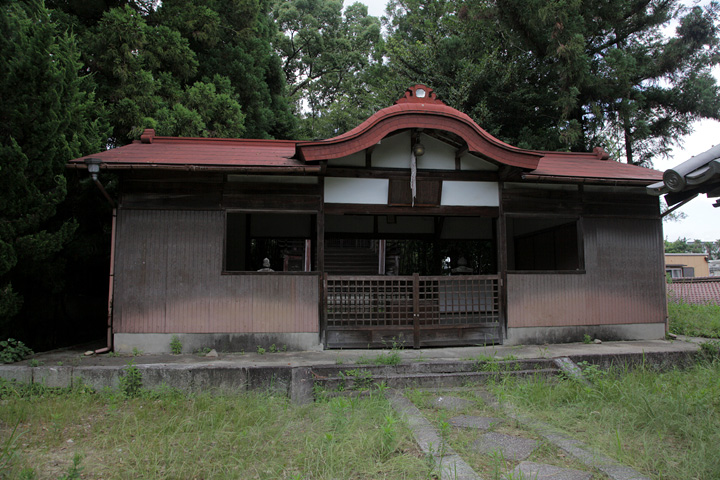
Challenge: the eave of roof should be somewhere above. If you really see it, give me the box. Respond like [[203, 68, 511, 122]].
[[64, 85, 664, 185], [524, 152, 663, 185], [66, 134, 319, 173]]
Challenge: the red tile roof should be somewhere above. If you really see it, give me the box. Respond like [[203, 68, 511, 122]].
[[66, 84, 663, 183], [526, 152, 663, 183], [667, 278, 720, 305], [67, 135, 313, 172]]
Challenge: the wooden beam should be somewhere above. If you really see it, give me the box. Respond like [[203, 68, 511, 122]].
[[325, 167, 498, 182], [324, 203, 499, 217], [455, 145, 468, 171]]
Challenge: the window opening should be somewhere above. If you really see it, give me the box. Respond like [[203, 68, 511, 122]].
[[225, 212, 315, 272], [508, 217, 582, 271]]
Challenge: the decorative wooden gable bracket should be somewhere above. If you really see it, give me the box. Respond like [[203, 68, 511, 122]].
[[295, 84, 544, 171]]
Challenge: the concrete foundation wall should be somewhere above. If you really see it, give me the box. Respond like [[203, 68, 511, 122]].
[[114, 332, 322, 354], [505, 322, 666, 345]]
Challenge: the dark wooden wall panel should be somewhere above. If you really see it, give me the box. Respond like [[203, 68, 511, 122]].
[[507, 217, 667, 327], [113, 209, 319, 334]]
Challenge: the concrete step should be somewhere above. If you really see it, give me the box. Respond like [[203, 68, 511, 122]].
[[311, 359, 559, 391], [314, 368, 558, 391], [312, 359, 556, 378]]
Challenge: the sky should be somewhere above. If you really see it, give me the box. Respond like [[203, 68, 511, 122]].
[[347, 0, 719, 241]]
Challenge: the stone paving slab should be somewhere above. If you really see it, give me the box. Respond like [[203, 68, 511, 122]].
[[449, 415, 503, 430], [507, 461, 591, 480], [388, 392, 483, 480], [478, 389, 650, 480], [472, 432, 538, 461], [433, 395, 474, 411]]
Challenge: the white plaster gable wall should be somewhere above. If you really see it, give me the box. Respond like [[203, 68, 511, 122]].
[[371, 131, 411, 169], [415, 134, 456, 170], [324, 177, 389, 204], [441, 181, 499, 206], [326, 130, 498, 171]]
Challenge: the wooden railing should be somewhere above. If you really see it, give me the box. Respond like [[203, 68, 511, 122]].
[[324, 274, 501, 348]]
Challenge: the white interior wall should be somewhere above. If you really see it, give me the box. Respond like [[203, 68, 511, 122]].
[[441, 181, 499, 207], [324, 177, 389, 204]]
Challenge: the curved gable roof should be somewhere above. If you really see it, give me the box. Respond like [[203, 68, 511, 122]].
[[296, 85, 543, 170]]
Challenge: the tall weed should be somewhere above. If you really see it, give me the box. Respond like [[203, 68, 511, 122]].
[[491, 361, 720, 479], [668, 299, 720, 338]]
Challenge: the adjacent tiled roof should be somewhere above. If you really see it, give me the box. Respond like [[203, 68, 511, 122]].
[[527, 152, 663, 183], [68, 134, 313, 172], [667, 277, 720, 305]]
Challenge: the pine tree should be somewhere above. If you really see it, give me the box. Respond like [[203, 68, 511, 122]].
[[384, 0, 720, 166], [0, 1, 107, 337]]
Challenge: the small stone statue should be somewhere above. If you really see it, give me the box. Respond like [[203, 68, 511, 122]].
[[257, 258, 274, 272], [451, 257, 473, 275]]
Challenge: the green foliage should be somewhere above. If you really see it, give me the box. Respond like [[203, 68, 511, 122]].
[[338, 368, 375, 390], [0, 339, 33, 364], [384, 0, 720, 166], [155, 0, 296, 139], [58, 453, 83, 480], [0, 1, 107, 338], [0, 388, 427, 478], [119, 361, 143, 398], [668, 299, 720, 338], [664, 238, 720, 260], [491, 361, 720, 479], [256, 346, 266, 355], [273, 0, 385, 139], [697, 340, 720, 363], [583, 334, 592, 344], [170, 335, 182, 355]]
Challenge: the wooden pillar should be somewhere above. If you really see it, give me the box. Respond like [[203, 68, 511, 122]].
[[413, 272, 420, 349], [317, 177, 325, 273], [497, 181, 508, 340], [317, 177, 326, 346]]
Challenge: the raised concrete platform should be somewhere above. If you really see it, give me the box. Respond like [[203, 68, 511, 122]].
[[0, 337, 704, 398]]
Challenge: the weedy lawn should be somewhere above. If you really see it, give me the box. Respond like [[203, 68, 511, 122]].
[[489, 352, 720, 480], [0, 384, 431, 479], [667, 299, 720, 338]]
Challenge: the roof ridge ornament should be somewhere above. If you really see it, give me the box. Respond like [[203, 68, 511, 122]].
[[395, 84, 445, 105], [593, 146, 610, 161], [140, 128, 156, 144]]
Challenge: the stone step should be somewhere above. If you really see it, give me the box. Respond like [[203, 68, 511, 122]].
[[312, 359, 557, 378], [313, 368, 558, 391]]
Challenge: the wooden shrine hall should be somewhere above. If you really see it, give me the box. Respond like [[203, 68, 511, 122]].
[[69, 85, 668, 353]]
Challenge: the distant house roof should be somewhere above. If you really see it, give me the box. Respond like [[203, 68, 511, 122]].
[[667, 277, 720, 305], [647, 143, 720, 208], [68, 85, 663, 185]]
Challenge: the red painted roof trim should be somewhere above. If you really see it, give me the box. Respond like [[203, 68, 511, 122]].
[[297, 85, 543, 170]]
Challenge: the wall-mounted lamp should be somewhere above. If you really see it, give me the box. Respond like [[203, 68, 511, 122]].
[[412, 141, 425, 157], [83, 157, 116, 208], [84, 157, 101, 180]]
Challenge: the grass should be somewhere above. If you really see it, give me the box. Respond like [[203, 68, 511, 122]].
[[667, 299, 720, 338], [406, 389, 606, 479], [489, 357, 720, 479], [356, 350, 402, 366], [0, 383, 432, 479]]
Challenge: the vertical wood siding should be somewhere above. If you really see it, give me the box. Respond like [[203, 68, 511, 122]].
[[507, 217, 667, 327], [114, 209, 318, 334]]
